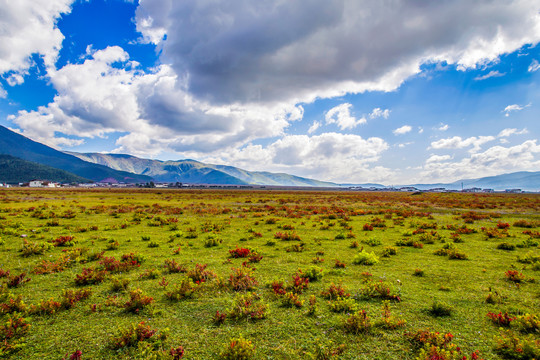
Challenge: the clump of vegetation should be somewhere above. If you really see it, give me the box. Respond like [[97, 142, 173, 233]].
[[328, 296, 357, 313], [228, 267, 258, 291], [298, 267, 324, 282], [344, 310, 371, 334], [358, 278, 401, 302], [228, 293, 268, 321], [20, 240, 51, 256], [494, 330, 540, 359], [362, 237, 381, 246], [110, 321, 167, 349], [320, 283, 350, 300], [165, 278, 199, 301], [426, 301, 453, 317], [352, 250, 379, 265], [123, 289, 154, 313], [377, 301, 406, 329], [220, 337, 255, 360]]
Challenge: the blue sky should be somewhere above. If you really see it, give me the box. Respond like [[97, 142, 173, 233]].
[[0, 0, 539, 184]]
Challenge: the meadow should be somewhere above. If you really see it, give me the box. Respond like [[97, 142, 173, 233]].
[[0, 188, 538, 359]]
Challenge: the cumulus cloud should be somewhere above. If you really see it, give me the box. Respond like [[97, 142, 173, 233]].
[[420, 140, 540, 182], [204, 132, 390, 183], [426, 154, 452, 164], [528, 59, 540, 72], [498, 128, 529, 137], [429, 135, 495, 153], [0, 0, 73, 79], [369, 108, 391, 119], [9, 46, 294, 153], [474, 70, 505, 81], [325, 103, 366, 130], [135, 0, 540, 105], [393, 125, 412, 135]]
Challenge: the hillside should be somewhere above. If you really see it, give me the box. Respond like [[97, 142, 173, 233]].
[[0, 126, 152, 183], [67, 152, 338, 187], [0, 154, 89, 184], [409, 171, 540, 192]]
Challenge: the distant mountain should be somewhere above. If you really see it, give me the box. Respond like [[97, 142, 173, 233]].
[[67, 152, 339, 187], [407, 171, 540, 192], [0, 154, 89, 183], [0, 126, 151, 183]]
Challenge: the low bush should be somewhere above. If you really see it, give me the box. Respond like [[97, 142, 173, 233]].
[[494, 330, 540, 360], [298, 267, 324, 282], [74, 267, 107, 286], [228, 267, 258, 291], [220, 337, 255, 360], [320, 283, 350, 300], [281, 292, 303, 308], [165, 278, 199, 301], [123, 289, 154, 314], [110, 321, 166, 349], [427, 301, 453, 317], [344, 310, 371, 334], [228, 293, 267, 321], [328, 296, 357, 313], [353, 250, 379, 266], [487, 312, 514, 327]]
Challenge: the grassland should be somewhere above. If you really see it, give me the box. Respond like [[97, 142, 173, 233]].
[[0, 189, 538, 359]]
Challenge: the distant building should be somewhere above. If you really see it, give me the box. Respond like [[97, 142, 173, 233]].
[[463, 187, 482, 193], [29, 180, 43, 187], [505, 189, 522, 193], [428, 188, 447, 192], [399, 187, 418, 192]]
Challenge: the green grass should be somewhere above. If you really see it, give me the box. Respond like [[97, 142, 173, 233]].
[[0, 188, 538, 359]]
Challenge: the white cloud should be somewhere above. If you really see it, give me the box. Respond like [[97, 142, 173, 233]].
[[420, 140, 540, 182], [0, 84, 6, 98], [418, 127, 424, 134], [503, 103, 530, 116], [425, 154, 452, 164], [438, 124, 449, 131], [369, 108, 391, 119], [528, 59, 540, 72], [473, 70, 505, 81], [135, 0, 540, 106], [393, 125, 412, 135], [498, 128, 529, 137], [308, 121, 321, 134], [325, 103, 366, 130], [397, 142, 413, 148], [0, 0, 73, 79], [204, 132, 390, 183], [9, 46, 294, 153], [429, 135, 495, 153]]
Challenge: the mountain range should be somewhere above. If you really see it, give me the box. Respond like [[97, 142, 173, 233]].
[[67, 152, 339, 187], [0, 125, 151, 183], [0, 125, 538, 190]]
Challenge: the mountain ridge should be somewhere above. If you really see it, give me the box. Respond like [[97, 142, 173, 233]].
[[0, 125, 537, 190], [0, 126, 152, 183], [66, 152, 339, 187], [0, 154, 89, 183]]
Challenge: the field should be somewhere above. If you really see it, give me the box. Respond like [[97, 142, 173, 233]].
[[0, 189, 538, 359]]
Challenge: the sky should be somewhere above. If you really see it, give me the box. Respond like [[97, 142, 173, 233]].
[[0, 0, 539, 185]]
